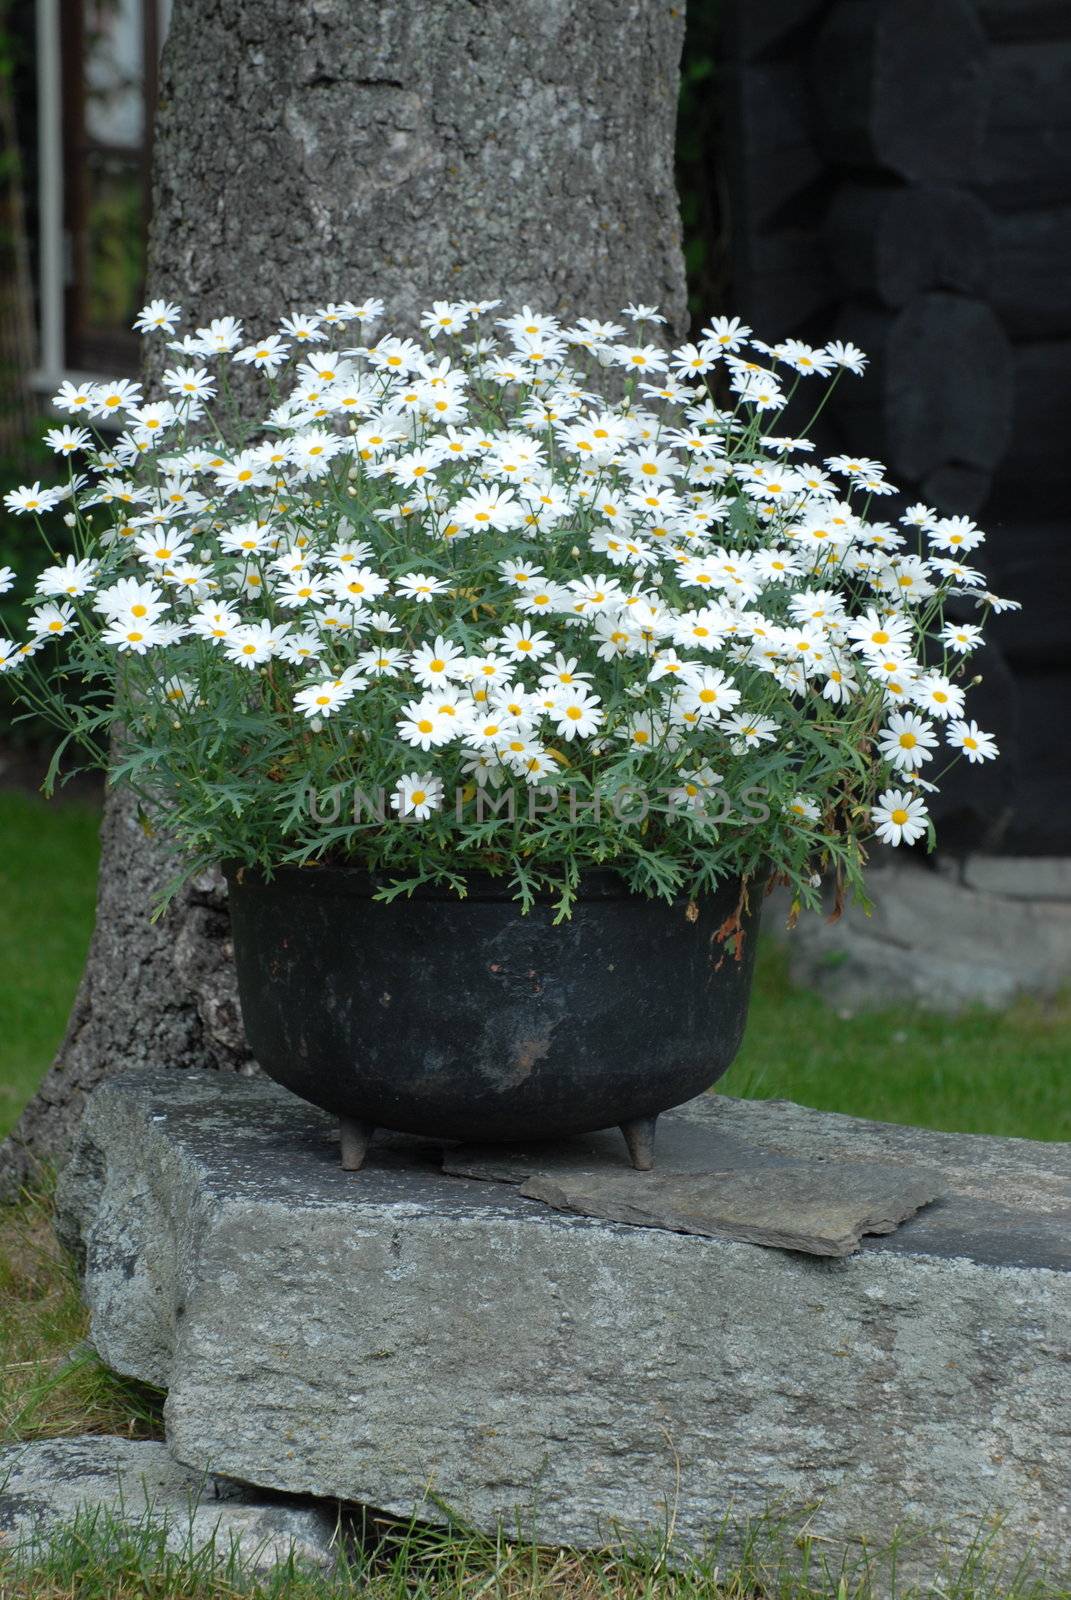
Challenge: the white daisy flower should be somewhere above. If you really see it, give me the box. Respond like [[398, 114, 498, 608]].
[[293, 677, 357, 719], [947, 720, 999, 763], [395, 572, 448, 603], [548, 686, 604, 741], [391, 772, 444, 819], [877, 711, 939, 772], [30, 601, 77, 638], [913, 673, 965, 720], [872, 789, 929, 846], [134, 299, 182, 334]]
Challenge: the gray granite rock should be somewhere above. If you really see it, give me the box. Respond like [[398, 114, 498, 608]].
[[955, 855, 1071, 902], [0, 1437, 340, 1570], [57, 1070, 1071, 1588], [770, 859, 1071, 1011]]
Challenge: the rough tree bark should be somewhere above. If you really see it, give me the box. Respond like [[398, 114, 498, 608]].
[[1, 0, 688, 1194]]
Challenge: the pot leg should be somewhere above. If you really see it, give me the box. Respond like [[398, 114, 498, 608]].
[[620, 1114, 658, 1171], [340, 1117, 375, 1172]]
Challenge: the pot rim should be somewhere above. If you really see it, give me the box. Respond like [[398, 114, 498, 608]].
[[223, 861, 753, 905]]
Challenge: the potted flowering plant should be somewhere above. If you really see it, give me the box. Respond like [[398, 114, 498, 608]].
[[1, 298, 1009, 1169]]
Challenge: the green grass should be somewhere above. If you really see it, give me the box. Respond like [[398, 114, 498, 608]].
[[719, 942, 1071, 1143], [0, 1511, 1062, 1600], [0, 1185, 164, 1446], [0, 1516, 1063, 1600], [0, 791, 101, 1141]]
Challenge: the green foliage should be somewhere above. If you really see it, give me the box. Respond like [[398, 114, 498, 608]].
[[85, 159, 145, 331]]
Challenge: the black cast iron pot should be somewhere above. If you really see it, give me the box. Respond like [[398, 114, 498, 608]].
[[225, 865, 762, 1170]]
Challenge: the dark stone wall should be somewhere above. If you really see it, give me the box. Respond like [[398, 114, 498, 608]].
[[719, 0, 1071, 855]]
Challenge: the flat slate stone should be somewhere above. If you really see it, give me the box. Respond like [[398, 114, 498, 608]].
[[446, 1109, 1071, 1272], [518, 1165, 941, 1256], [0, 1437, 341, 1571], [446, 1122, 942, 1256], [55, 1070, 1071, 1589]]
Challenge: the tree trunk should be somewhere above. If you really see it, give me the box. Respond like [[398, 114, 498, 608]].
[[0, 0, 688, 1194]]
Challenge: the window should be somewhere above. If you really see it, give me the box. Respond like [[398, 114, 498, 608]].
[[35, 0, 171, 387]]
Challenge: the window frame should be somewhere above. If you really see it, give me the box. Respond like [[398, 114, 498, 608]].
[[31, 0, 167, 398]]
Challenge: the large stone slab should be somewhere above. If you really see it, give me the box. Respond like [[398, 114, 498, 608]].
[[57, 1070, 1071, 1586], [0, 1437, 340, 1571]]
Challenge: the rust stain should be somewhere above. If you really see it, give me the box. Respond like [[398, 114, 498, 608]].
[[500, 1033, 552, 1088]]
